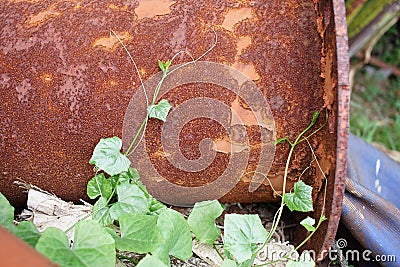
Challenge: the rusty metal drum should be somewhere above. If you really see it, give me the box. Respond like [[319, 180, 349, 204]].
[[0, 0, 349, 259]]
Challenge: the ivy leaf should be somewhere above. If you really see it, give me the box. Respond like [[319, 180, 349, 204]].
[[221, 259, 238, 267], [36, 220, 115, 267], [87, 174, 113, 199], [187, 200, 224, 244], [310, 111, 320, 126], [300, 216, 316, 232], [286, 251, 315, 267], [147, 99, 172, 122], [137, 255, 168, 267], [92, 197, 113, 226], [149, 198, 167, 215], [14, 221, 41, 247], [158, 60, 172, 74], [283, 180, 314, 212], [117, 213, 163, 253], [0, 192, 15, 231], [153, 209, 192, 265], [89, 137, 131, 176], [126, 167, 140, 182], [109, 167, 139, 188], [224, 214, 268, 263], [116, 183, 149, 214], [109, 180, 165, 219]]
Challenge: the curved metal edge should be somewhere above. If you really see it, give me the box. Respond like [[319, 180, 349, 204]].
[[318, 0, 351, 261]]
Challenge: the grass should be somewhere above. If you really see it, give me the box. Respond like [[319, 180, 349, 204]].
[[350, 23, 400, 152]]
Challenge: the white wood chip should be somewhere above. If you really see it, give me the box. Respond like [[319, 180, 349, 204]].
[[192, 239, 223, 267], [26, 188, 92, 240]]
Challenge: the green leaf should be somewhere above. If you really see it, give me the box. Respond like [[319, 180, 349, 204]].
[[158, 60, 166, 72], [110, 167, 140, 188], [36, 220, 115, 267], [116, 183, 149, 214], [224, 214, 268, 263], [283, 180, 314, 212], [92, 197, 113, 226], [239, 259, 254, 267], [89, 137, 131, 176], [300, 216, 316, 232], [0, 193, 41, 247], [108, 175, 119, 189], [158, 60, 171, 73], [109, 182, 153, 220], [128, 168, 140, 182], [153, 209, 192, 265], [118, 213, 163, 253], [221, 259, 238, 267], [311, 111, 320, 126], [87, 174, 113, 199], [0, 192, 14, 231], [187, 200, 223, 244], [14, 221, 41, 247], [137, 254, 168, 267], [108, 178, 165, 219], [286, 251, 315, 267], [149, 198, 167, 215], [109, 202, 136, 221], [147, 99, 172, 122]]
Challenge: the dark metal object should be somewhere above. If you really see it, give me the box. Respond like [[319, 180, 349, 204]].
[[0, 0, 350, 261], [343, 134, 400, 266]]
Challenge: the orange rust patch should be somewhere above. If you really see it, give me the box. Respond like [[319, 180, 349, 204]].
[[93, 32, 132, 50], [214, 137, 245, 154], [109, 4, 129, 11], [236, 36, 252, 54], [322, 50, 335, 110], [222, 8, 254, 32], [230, 97, 258, 126], [26, 4, 60, 26], [43, 73, 52, 82], [232, 62, 259, 80], [231, 36, 259, 80], [135, 0, 175, 20]]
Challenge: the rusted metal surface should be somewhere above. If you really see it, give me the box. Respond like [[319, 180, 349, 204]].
[[0, 0, 349, 260], [0, 226, 57, 266]]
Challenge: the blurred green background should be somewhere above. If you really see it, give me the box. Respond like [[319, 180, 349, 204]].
[[346, 0, 400, 161]]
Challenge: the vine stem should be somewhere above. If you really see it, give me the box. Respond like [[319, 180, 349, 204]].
[[253, 112, 329, 266], [294, 215, 325, 251], [255, 111, 320, 257], [126, 71, 168, 157], [125, 116, 148, 157], [123, 26, 217, 156], [257, 141, 294, 251], [65, 176, 120, 234]]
